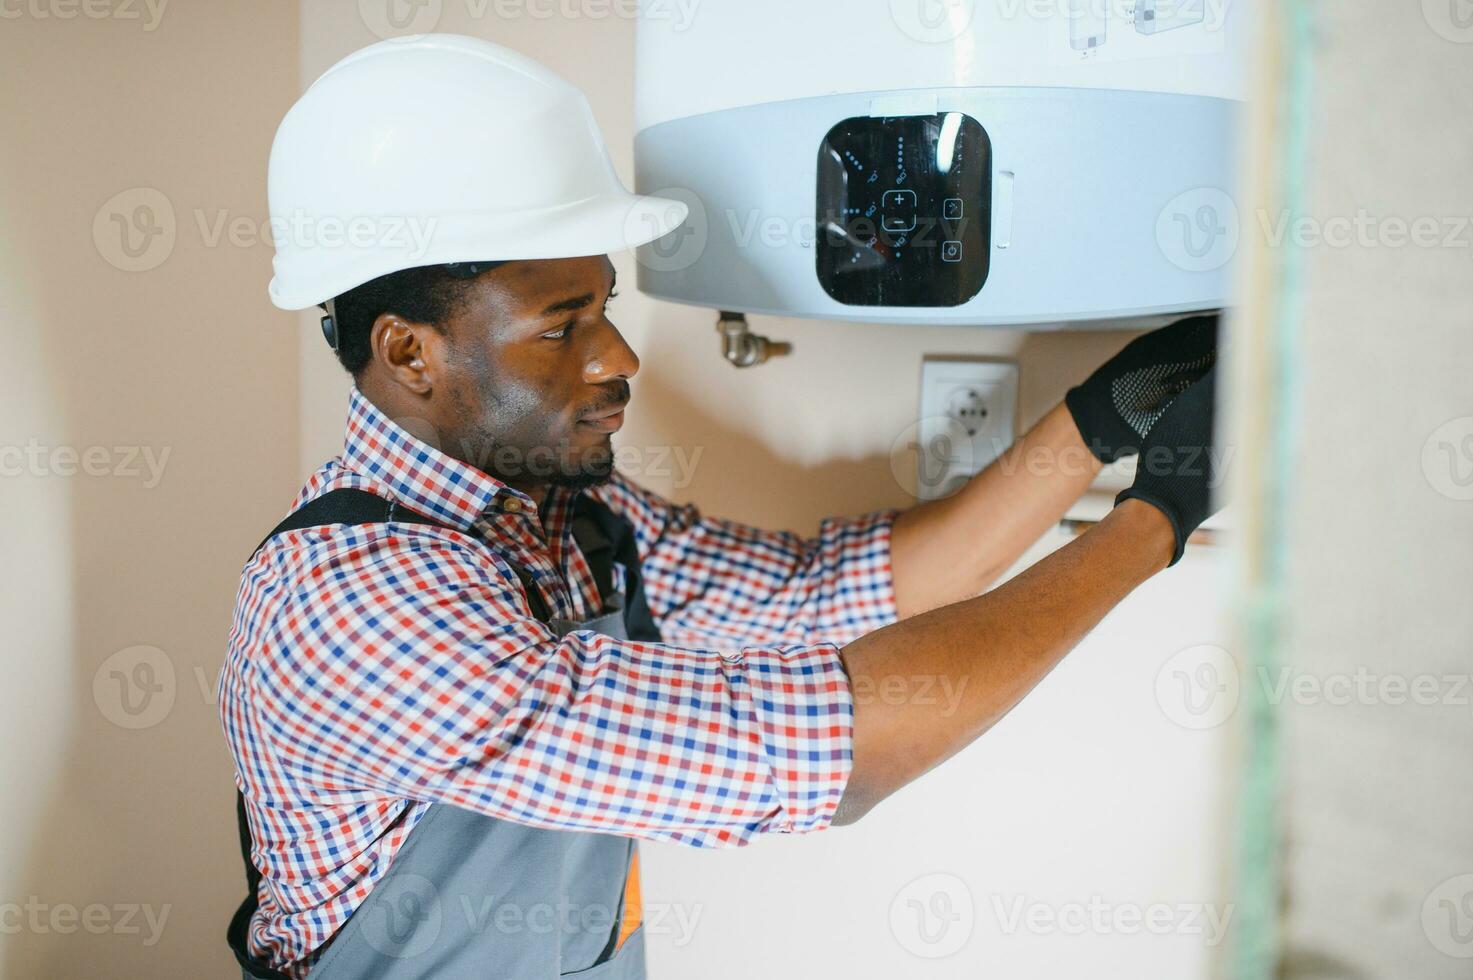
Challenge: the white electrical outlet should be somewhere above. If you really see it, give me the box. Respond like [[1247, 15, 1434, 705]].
[[915, 358, 1020, 501]]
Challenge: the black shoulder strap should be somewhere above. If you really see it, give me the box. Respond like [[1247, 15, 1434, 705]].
[[230, 490, 657, 977], [572, 495, 663, 644], [250, 488, 553, 621], [230, 487, 554, 978], [251, 488, 440, 554]]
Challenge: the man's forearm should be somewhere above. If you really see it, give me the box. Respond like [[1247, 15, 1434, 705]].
[[890, 403, 1103, 618], [834, 498, 1173, 824]]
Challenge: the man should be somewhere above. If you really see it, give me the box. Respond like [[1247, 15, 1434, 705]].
[[221, 34, 1222, 979]]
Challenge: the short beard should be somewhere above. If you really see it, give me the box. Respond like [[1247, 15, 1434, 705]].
[[446, 432, 617, 493], [546, 452, 616, 492]]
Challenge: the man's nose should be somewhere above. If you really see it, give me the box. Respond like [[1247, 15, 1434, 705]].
[[583, 320, 640, 384]]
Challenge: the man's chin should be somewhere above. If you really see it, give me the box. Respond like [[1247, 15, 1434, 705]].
[[547, 442, 616, 491], [548, 469, 614, 493]]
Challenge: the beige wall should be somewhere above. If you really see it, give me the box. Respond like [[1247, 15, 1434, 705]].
[[0, 3, 301, 977]]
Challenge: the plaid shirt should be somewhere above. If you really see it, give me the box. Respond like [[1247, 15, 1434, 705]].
[[219, 388, 898, 973]]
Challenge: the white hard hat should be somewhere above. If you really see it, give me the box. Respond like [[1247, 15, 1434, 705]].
[[266, 34, 689, 311]]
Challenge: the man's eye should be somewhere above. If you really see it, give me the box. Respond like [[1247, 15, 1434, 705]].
[[543, 322, 574, 341]]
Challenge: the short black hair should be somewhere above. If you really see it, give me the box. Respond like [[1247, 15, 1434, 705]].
[[326, 263, 496, 376]]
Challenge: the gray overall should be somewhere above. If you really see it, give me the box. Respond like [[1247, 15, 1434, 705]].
[[229, 489, 658, 979]]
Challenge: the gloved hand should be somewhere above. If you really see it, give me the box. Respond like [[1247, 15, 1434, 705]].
[[1116, 365, 1221, 566], [1065, 314, 1219, 463]]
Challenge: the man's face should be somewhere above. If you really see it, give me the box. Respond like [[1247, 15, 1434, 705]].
[[428, 255, 637, 494]]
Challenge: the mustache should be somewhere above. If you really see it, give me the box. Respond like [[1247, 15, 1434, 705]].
[[581, 381, 631, 419]]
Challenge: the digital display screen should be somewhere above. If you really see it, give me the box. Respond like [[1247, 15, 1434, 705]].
[[815, 113, 991, 307]]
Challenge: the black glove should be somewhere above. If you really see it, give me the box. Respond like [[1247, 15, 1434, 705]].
[[1065, 314, 1219, 463], [1116, 365, 1220, 566]]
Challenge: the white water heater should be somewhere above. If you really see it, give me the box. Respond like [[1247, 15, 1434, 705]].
[[633, 0, 1250, 328]]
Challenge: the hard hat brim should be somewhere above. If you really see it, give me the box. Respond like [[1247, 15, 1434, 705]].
[[267, 191, 691, 311]]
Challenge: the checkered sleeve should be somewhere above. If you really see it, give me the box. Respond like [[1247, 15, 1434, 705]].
[[590, 473, 900, 649], [249, 525, 854, 845]]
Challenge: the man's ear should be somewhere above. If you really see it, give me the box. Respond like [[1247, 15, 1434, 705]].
[[370, 313, 437, 395]]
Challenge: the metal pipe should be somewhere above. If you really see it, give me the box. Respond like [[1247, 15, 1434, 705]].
[[716, 311, 792, 367]]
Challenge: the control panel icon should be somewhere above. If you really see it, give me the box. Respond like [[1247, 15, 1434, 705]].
[[882, 189, 918, 234], [942, 240, 964, 263]]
